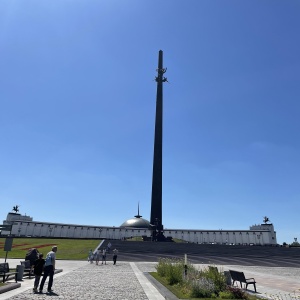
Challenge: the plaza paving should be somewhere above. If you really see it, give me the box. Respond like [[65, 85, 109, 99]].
[[1, 259, 300, 300]]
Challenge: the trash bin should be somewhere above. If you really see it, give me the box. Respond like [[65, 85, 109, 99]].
[[16, 264, 25, 281], [224, 271, 232, 285]]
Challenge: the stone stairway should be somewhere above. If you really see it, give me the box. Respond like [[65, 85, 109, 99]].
[[98, 240, 300, 267]]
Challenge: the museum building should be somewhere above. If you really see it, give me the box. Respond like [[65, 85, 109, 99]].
[[2, 211, 277, 245]]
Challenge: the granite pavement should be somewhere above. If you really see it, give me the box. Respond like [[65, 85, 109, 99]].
[[1, 259, 300, 300]]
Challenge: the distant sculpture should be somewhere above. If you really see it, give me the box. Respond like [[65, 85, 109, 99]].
[[263, 216, 270, 224], [12, 205, 19, 213]]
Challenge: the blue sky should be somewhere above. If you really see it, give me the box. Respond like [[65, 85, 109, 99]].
[[1, 1, 299, 244]]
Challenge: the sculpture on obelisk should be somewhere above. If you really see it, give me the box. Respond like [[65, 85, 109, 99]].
[[150, 50, 167, 241]]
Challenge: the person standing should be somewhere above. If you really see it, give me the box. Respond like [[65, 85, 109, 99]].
[[95, 248, 101, 265], [101, 248, 106, 265], [112, 248, 118, 265], [33, 253, 45, 292], [39, 246, 57, 293], [88, 249, 93, 263]]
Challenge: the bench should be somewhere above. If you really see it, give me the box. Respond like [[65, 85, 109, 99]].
[[20, 260, 33, 278], [0, 263, 18, 283], [229, 270, 256, 292]]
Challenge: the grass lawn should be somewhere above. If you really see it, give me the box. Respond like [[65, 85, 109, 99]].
[[0, 238, 101, 260], [150, 272, 191, 299]]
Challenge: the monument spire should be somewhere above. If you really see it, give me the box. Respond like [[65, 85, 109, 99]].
[[150, 50, 167, 241]]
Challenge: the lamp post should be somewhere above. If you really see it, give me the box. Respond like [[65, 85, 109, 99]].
[[184, 254, 188, 277]]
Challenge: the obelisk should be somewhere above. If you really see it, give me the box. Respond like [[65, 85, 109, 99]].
[[150, 50, 167, 241]]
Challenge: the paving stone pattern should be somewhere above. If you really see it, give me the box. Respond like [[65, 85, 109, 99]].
[[7, 263, 149, 300]]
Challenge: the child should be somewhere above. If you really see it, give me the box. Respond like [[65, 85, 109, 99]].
[[33, 253, 45, 292]]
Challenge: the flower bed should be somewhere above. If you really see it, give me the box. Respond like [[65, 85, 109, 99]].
[[152, 258, 259, 299]]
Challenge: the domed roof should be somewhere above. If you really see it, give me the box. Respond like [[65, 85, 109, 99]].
[[120, 204, 150, 229], [120, 217, 150, 229]]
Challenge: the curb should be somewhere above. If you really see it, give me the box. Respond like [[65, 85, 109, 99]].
[[0, 283, 21, 294]]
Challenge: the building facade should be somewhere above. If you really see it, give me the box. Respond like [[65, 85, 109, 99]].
[[1, 212, 277, 245]]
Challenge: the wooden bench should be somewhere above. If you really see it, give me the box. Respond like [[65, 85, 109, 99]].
[[229, 270, 257, 292], [0, 263, 18, 283]]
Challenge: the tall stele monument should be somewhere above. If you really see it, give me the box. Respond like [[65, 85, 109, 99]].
[[150, 50, 168, 241]]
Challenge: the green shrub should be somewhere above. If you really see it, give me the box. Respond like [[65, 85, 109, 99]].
[[155, 258, 185, 285], [205, 266, 227, 294], [167, 263, 183, 285], [156, 258, 170, 277]]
